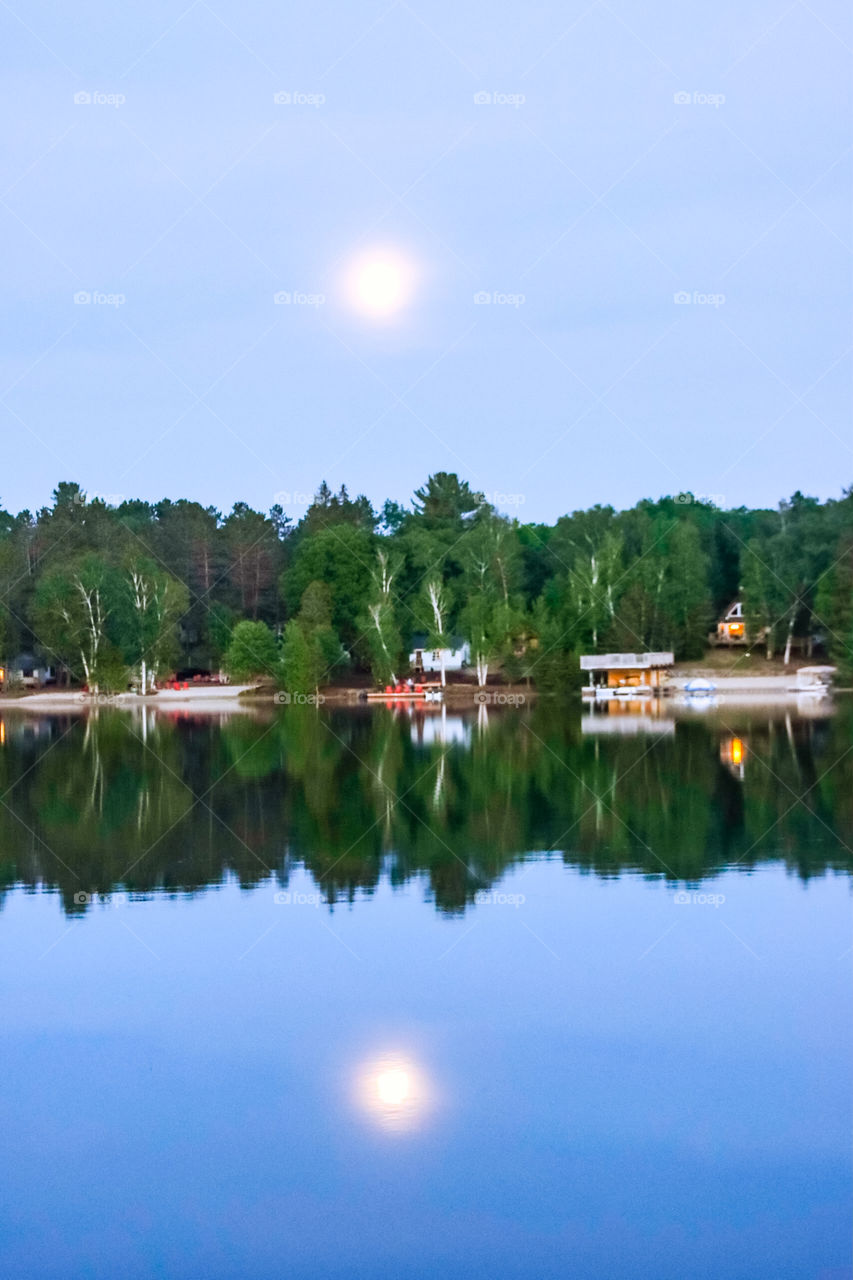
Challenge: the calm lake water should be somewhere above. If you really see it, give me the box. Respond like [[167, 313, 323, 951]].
[[1, 700, 851, 1279]]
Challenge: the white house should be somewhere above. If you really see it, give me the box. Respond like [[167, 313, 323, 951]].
[[6, 653, 56, 689], [408, 634, 470, 674]]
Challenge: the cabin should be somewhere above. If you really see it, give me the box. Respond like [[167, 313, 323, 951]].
[[5, 653, 56, 689], [713, 601, 748, 646], [579, 652, 674, 699], [408, 633, 470, 674]]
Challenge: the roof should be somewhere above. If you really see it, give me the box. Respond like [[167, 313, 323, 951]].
[[409, 633, 467, 650], [579, 652, 674, 671]]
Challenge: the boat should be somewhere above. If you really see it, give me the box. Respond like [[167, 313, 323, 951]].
[[683, 678, 716, 695], [594, 684, 653, 701], [363, 686, 444, 703], [790, 666, 835, 696]]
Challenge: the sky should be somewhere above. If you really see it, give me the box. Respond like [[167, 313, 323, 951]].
[[1, 0, 851, 524]]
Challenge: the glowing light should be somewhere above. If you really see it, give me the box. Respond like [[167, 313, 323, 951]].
[[730, 737, 744, 766], [356, 1052, 432, 1133], [343, 250, 417, 318], [376, 1068, 409, 1106]]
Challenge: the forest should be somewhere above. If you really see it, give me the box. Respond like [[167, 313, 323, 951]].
[[1, 474, 852, 692]]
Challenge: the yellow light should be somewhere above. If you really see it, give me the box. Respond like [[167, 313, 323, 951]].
[[344, 249, 417, 318], [730, 737, 744, 765]]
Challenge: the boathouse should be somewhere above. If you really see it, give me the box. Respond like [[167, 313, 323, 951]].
[[579, 652, 674, 697]]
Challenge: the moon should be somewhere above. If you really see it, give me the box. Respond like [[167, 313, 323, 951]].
[[376, 1068, 410, 1106], [343, 249, 417, 318]]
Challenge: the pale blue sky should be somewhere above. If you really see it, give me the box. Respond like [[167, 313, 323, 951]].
[[1, 0, 851, 522]]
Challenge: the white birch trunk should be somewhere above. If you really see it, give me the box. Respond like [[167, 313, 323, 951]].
[[783, 612, 795, 667]]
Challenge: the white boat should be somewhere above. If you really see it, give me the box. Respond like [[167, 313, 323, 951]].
[[595, 685, 653, 701], [684, 678, 716, 695], [790, 666, 835, 696]]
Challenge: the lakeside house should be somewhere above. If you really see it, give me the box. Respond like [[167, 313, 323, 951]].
[[4, 653, 56, 689], [711, 601, 822, 657], [579, 651, 674, 699], [408, 633, 470, 675], [713, 601, 749, 645]]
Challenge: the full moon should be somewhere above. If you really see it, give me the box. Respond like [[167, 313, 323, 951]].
[[376, 1068, 409, 1106], [344, 250, 417, 318]]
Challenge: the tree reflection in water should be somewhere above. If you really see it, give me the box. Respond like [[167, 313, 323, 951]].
[[0, 700, 850, 917]]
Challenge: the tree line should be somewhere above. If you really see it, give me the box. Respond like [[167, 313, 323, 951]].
[[1, 475, 852, 692]]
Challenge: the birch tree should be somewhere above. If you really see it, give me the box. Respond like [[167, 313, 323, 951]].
[[460, 517, 522, 686], [119, 559, 189, 692], [33, 554, 118, 691], [357, 546, 402, 686], [422, 576, 450, 686]]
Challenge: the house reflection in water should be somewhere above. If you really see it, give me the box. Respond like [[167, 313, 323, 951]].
[[582, 706, 675, 735], [721, 735, 747, 781], [410, 706, 472, 749], [582, 695, 674, 735]]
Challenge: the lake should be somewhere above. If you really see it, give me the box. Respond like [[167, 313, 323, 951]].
[[0, 699, 850, 1279]]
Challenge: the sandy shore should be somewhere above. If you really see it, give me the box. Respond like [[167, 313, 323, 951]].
[[0, 686, 260, 711]]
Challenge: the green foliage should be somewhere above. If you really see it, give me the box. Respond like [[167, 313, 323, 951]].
[[280, 580, 345, 695], [114, 558, 189, 686], [282, 525, 373, 646], [412, 472, 484, 524], [92, 646, 130, 694], [356, 548, 403, 685], [3, 474, 853, 691], [815, 535, 853, 679], [32, 552, 121, 687], [224, 620, 279, 682]]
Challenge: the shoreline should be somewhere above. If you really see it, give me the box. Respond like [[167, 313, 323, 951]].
[[0, 683, 537, 711]]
